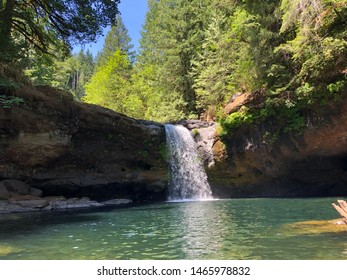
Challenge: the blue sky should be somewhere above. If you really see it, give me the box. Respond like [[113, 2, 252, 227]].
[[73, 0, 148, 56]]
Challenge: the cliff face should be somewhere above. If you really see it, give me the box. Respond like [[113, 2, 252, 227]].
[[0, 85, 167, 202], [207, 93, 347, 198], [1, 83, 346, 203]]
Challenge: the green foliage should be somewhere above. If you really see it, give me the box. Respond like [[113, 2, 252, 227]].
[[191, 10, 232, 113], [0, 77, 21, 90], [84, 50, 130, 111], [0, 0, 120, 62], [219, 108, 255, 136], [23, 48, 95, 101], [96, 15, 136, 66], [192, 129, 199, 138], [1, 0, 345, 133], [84, 49, 145, 119], [0, 95, 24, 108], [327, 80, 347, 96], [137, 0, 214, 119], [215, 0, 347, 138], [159, 144, 169, 161]]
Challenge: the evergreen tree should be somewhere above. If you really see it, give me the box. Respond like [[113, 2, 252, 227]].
[[24, 48, 95, 101], [96, 15, 135, 66], [69, 50, 96, 101], [191, 10, 232, 117], [137, 0, 213, 120]]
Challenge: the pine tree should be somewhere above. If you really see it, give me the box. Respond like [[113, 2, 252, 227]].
[[191, 10, 232, 116], [96, 15, 135, 66], [137, 0, 213, 120]]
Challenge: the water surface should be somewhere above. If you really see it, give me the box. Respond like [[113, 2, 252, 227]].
[[0, 198, 346, 259]]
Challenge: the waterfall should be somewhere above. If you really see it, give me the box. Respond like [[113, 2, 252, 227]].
[[165, 124, 213, 201]]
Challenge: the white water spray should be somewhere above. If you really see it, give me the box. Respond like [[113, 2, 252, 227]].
[[165, 124, 213, 201]]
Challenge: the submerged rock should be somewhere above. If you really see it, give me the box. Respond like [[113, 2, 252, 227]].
[[0, 245, 23, 257], [280, 219, 347, 235]]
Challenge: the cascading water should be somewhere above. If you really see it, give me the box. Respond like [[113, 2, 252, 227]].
[[165, 124, 213, 201]]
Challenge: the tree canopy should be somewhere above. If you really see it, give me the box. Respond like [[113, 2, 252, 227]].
[[0, 0, 120, 61], [3, 0, 346, 131]]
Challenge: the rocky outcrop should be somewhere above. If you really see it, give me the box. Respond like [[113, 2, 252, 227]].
[[177, 120, 217, 168], [2, 78, 346, 204], [0, 85, 168, 204], [207, 92, 347, 198], [0, 192, 133, 214]]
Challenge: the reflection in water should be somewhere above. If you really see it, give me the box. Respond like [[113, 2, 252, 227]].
[[178, 202, 225, 258], [0, 198, 347, 259]]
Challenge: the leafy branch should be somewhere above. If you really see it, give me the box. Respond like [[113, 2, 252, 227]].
[[0, 95, 25, 108]]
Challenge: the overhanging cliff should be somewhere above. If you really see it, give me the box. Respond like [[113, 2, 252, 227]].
[[207, 93, 347, 198], [0, 85, 167, 202]]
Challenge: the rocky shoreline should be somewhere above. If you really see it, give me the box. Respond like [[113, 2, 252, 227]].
[[0, 84, 168, 210], [0, 179, 132, 214], [1, 82, 346, 210]]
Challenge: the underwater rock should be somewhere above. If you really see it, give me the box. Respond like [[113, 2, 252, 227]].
[[280, 219, 347, 235], [0, 245, 23, 257]]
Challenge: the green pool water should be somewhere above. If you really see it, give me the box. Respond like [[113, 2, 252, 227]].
[[0, 198, 346, 260]]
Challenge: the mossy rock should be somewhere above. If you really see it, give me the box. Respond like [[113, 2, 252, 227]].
[[281, 219, 347, 235], [0, 245, 22, 257]]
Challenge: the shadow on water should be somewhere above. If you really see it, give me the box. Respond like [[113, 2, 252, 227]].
[[0, 210, 103, 238], [0, 202, 177, 238]]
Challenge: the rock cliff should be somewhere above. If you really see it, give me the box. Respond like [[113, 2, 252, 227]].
[[0, 85, 167, 203], [1, 80, 346, 206], [206, 92, 347, 198]]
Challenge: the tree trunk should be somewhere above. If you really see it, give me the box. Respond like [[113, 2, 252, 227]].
[[0, 0, 15, 60], [332, 200, 347, 225], [0, 0, 15, 37]]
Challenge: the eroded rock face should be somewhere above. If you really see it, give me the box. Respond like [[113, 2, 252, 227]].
[[207, 93, 347, 198], [177, 120, 217, 168], [0, 85, 167, 202]]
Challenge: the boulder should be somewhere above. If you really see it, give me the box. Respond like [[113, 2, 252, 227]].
[[9, 194, 42, 201], [101, 199, 133, 206], [0, 183, 9, 200], [30, 187, 43, 197], [1, 180, 30, 195], [13, 199, 49, 208], [0, 201, 39, 214], [223, 91, 265, 115], [49, 197, 102, 210], [178, 120, 218, 168]]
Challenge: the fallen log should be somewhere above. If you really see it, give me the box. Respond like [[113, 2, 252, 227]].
[[332, 200, 347, 225]]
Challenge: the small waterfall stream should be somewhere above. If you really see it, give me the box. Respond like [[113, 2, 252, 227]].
[[165, 124, 213, 201]]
